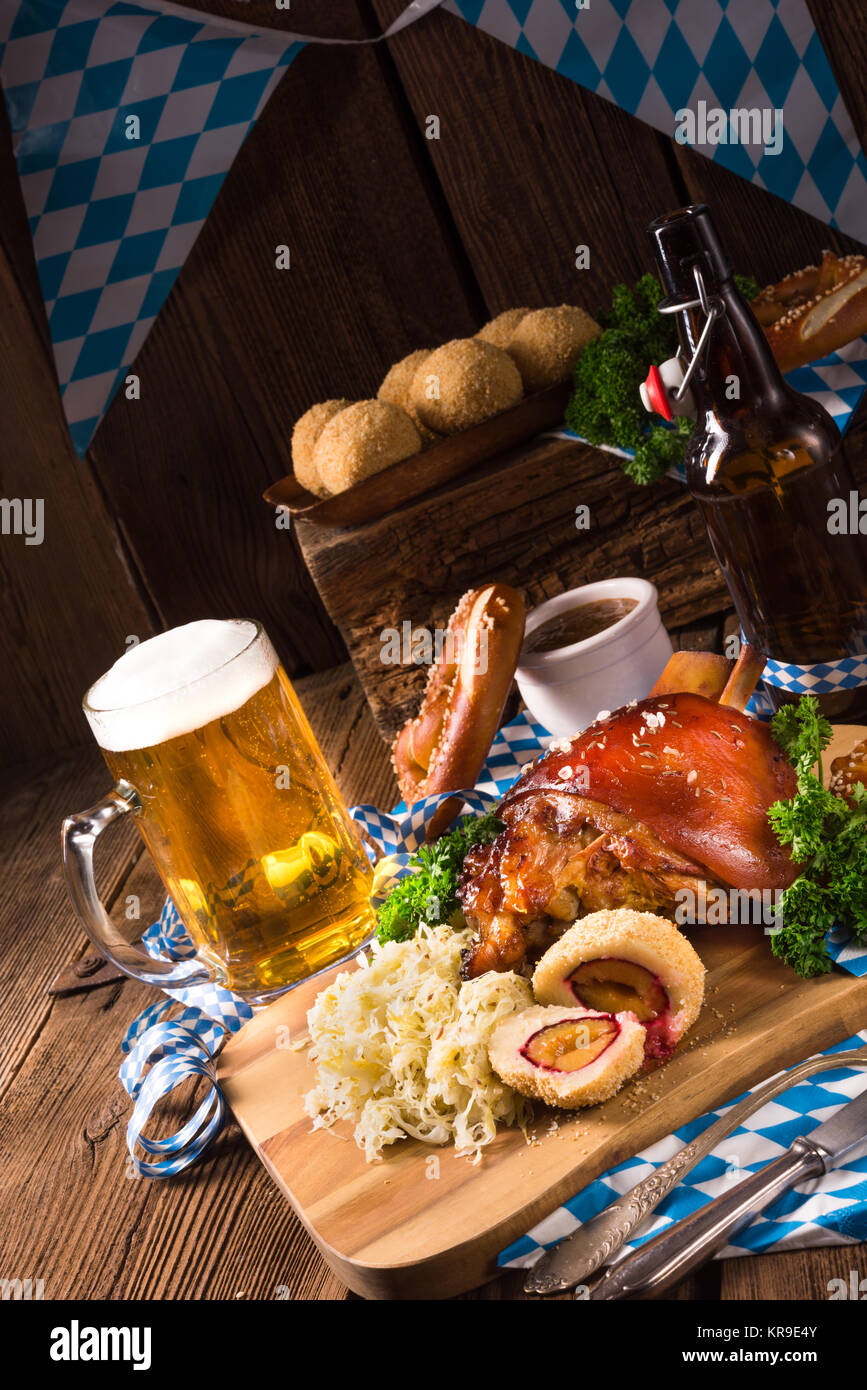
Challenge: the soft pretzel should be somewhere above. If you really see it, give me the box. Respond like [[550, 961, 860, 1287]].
[[752, 251, 867, 372], [392, 584, 525, 837], [830, 734, 867, 807]]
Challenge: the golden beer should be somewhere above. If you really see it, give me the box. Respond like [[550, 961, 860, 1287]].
[[84, 620, 374, 999]]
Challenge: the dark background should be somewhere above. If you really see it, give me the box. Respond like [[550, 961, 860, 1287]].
[[1, 0, 866, 768]]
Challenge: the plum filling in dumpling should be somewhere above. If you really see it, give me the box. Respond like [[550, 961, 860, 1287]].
[[567, 957, 669, 1022], [487, 1004, 645, 1108], [533, 910, 706, 1063], [565, 957, 675, 1058], [521, 1015, 619, 1072]]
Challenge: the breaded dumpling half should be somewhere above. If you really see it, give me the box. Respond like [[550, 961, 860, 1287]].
[[533, 909, 705, 1061], [488, 1004, 645, 1109]]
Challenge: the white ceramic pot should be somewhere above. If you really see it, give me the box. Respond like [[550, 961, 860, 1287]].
[[516, 578, 673, 737]]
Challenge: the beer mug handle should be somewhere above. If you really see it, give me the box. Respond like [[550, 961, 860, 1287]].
[[62, 782, 214, 990]]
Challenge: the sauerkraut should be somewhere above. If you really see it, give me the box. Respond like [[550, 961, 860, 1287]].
[[304, 924, 534, 1162]]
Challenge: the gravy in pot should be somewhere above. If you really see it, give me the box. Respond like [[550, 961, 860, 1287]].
[[524, 597, 638, 654]]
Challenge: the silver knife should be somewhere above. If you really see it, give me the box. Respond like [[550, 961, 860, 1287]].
[[585, 1080, 867, 1300], [525, 1046, 867, 1295]]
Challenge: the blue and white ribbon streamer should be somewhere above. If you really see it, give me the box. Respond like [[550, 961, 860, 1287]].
[[118, 898, 253, 1175], [123, 1020, 225, 1178]]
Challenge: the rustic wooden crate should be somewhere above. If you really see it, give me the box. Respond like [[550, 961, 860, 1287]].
[[293, 434, 731, 741], [294, 411, 867, 742]]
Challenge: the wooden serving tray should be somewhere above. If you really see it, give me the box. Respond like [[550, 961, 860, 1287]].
[[263, 383, 570, 528], [219, 724, 867, 1299], [220, 942, 867, 1301]]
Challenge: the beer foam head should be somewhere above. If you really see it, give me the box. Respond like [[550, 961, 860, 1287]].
[[85, 620, 278, 752]]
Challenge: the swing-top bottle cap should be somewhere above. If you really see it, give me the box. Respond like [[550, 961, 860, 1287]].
[[648, 204, 732, 305], [640, 359, 696, 420]]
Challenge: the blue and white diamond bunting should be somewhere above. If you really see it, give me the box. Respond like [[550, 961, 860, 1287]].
[[448, 0, 867, 244], [0, 0, 304, 455]]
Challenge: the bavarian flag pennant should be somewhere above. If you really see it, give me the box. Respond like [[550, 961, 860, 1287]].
[[0, 0, 305, 456], [446, 0, 867, 245]]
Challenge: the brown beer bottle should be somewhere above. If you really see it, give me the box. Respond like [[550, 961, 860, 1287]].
[[647, 204, 867, 719]]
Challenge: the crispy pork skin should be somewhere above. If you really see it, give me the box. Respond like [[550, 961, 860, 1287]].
[[459, 693, 798, 977]]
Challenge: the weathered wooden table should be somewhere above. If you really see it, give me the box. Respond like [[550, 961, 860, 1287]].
[[1, 660, 863, 1301]]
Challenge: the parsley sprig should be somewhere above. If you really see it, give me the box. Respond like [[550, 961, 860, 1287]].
[[768, 697, 867, 976], [376, 811, 503, 945]]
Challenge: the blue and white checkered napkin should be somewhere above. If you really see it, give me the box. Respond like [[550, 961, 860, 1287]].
[[120, 707, 867, 1270], [502, 1031, 867, 1271], [448, 0, 867, 244]]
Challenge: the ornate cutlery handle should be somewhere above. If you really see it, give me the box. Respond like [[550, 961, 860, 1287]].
[[528, 1141, 702, 1295], [588, 1137, 826, 1300]]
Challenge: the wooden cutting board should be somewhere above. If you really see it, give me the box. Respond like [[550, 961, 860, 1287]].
[[218, 724, 867, 1300]]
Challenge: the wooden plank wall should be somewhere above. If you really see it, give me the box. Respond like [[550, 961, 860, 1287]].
[[0, 0, 863, 766]]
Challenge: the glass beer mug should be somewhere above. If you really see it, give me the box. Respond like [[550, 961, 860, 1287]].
[[62, 619, 376, 1003]]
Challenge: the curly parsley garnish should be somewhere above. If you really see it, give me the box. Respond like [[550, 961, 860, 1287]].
[[768, 696, 867, 976], [565, 272, 760, 486], [376, 811, 503, 945]]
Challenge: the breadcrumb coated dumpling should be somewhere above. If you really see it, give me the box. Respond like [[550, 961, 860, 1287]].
[[378, 349, 430, 408], [488, 1004, 645, 1109], [378, 349, 439, 444], [292, 399, 352, 497], [410, 337, 523, 434], [313, 398, 421, 495], [533, 909, 705, 1061], [476, 307, 531, 350], [507, 304, 601, 391]]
